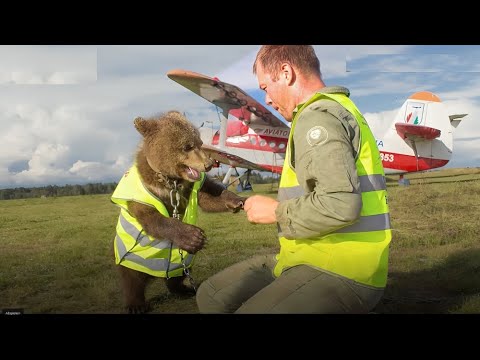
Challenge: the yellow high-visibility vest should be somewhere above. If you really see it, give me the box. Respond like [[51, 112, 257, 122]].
[[111, 164, 205, 278], [276, 92, 392, 287]]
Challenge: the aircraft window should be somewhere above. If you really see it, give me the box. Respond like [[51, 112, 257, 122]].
[[260, 139, 267, 147], [278, 143, 286, 149], [262, 116, 272, 125], [250, 136, 257, 145], [269, 141, 276, 148], [232, 97, 245, 106]]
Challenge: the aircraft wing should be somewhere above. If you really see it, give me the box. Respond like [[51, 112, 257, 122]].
[[395, 123, 441, 142], [167, 69, 288, 129], [201, 144, 272, 172]]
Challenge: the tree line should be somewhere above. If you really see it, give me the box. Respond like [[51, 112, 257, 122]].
[[0, 182, 118, 200], [0, 172, 280, 201]]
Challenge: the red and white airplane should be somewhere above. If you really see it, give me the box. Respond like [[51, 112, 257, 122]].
[[167, 69, 466, 187]]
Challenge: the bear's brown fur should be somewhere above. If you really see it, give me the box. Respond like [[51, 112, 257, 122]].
[[114, 111, 245, 313]]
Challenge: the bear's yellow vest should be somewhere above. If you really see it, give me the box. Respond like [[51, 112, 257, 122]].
[[111, 164, 205, 278], [276, 92, 392, 287]]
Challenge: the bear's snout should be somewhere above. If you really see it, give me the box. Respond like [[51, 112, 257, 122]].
[[204, 157, 214, 172]]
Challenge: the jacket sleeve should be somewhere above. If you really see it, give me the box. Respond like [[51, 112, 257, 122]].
[[275, 101, 363, 239]]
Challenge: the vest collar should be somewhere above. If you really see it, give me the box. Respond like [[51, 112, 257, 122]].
[[293, 86, 351, 117]]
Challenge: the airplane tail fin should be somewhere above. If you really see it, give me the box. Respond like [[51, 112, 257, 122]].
[[380, 91, 466, 173]]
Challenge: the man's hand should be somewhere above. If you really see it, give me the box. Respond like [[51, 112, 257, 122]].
[[244, 195, 279, 224]]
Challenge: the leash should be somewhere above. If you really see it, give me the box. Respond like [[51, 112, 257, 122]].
[[170, 180, 197, 292]]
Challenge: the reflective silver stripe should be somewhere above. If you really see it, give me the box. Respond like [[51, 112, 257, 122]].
[[137, 234, 173, 249], [115, 235, 128, 259], [117, 212, 195, 273], [137, 233, 153, 247], [278, 175, 385, 201], [124, 251, 183, 271], [120, 213, 172, 250], [116, 235, 184, 272], [119, 213, 141, 239], [359, 174, 386, 192], [278, 186, 304, 201], [335, 213, 391, 233], [182, 253, 194, 267]]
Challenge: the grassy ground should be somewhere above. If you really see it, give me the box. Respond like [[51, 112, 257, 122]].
[[1, 167, 479, 314]]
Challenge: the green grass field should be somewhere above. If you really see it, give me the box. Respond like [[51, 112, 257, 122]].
[[1, 167, 480, 314]]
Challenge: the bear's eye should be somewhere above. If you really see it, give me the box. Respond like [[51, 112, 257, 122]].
[[183, 144, 194, 152]]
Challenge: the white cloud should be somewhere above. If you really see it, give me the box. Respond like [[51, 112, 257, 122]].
[[69, 155, 129, 182], [28, 143, 70, 171], [442, 98, 480, 168], [213, 45, 413, 93], [364, 108, 400, 139], [0, 101, 139, 188], [0, 45, 478, 189], [0, 45, 97, 84]]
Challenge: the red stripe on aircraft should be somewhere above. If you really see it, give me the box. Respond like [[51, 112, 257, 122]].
[[258, 164, 283, 174], [225, 120, 250, 136], [381, 151, 449, 172], [229, 108, 252, 122]]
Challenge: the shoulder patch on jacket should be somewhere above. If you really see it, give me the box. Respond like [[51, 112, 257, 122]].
[[306, 126, 328, 146]]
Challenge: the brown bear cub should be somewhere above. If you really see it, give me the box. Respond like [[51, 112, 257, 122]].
[[111, 111, 245, 314]]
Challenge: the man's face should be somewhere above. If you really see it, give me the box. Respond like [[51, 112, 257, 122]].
[[256, 63, 293, 122]]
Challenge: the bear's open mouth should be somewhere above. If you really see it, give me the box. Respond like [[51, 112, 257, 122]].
[[185, 166, 201, 181]]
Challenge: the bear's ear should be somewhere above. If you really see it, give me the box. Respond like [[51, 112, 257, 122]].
[[133, 116, 150, 137]]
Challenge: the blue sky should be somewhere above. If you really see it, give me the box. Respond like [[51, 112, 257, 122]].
[[0, 45, 479, 189]]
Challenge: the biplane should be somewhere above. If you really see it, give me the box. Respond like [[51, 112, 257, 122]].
[[167, 69, 466, 188]]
